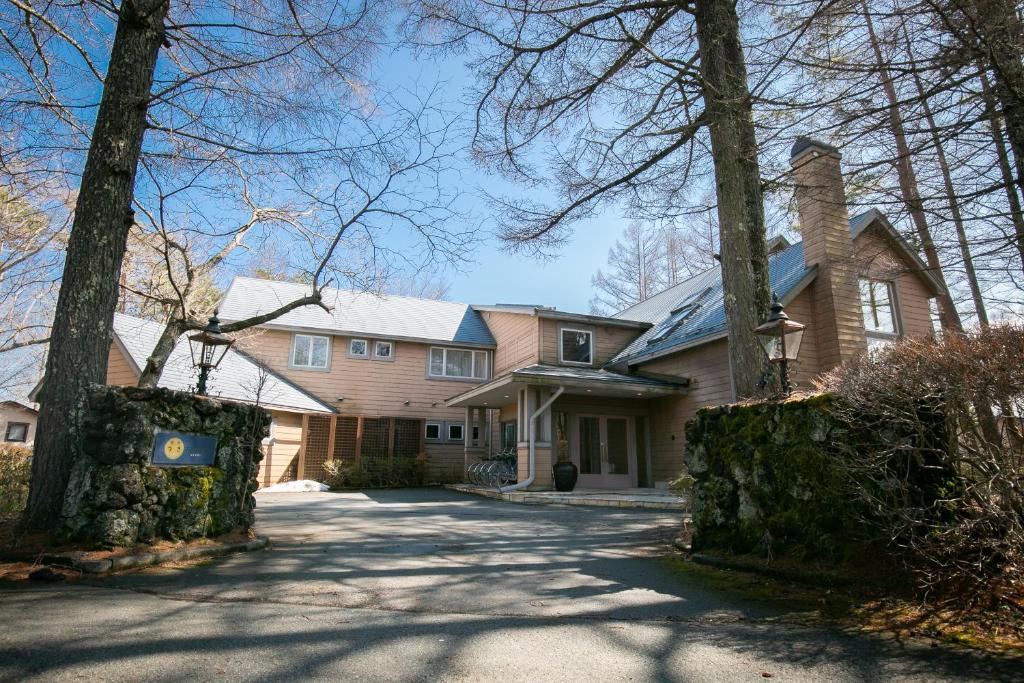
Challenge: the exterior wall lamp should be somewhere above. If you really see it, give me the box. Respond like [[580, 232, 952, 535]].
[[187, 312, 234, 397], [753, 294, 805, 397]]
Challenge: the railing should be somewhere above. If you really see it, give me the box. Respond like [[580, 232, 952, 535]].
[[465, 446, 517, 489]]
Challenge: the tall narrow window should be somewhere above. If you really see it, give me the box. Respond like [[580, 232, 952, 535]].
[[859, 279, 899, 337], [291, 334, 330, 369], [560, 328, 593, 365]]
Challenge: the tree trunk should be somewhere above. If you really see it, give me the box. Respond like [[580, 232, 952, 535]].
[[693, 0, 772, 399], [137, 319, 185, 387], [22, 0, 168, 530], [980, 70, 1024, 274], [951, 0, 1024, 199], [906, 35, 989, 328], [863, 4, 963, 333]]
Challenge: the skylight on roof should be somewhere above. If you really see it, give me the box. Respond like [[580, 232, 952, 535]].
[[648, 287, 711, 345]]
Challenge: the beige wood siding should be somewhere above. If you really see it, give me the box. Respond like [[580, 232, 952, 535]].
[[106, 345, 139, 386], [237, 330, 487, 478], [258, 410, 304, 486], [854, 231, 935, 339], [639, 339, 733, 484], [482, 310, 540, 376], [785, 288, 821, 390], [0, 404, 37, 447], [538, 319, 642, 366]]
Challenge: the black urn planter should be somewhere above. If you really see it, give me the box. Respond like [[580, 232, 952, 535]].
[[553, 461, 579, 492]]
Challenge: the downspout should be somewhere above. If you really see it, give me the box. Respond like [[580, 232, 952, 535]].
[[501, 386, 565, 493]]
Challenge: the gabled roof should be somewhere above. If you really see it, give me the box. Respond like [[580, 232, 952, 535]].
[[111, 313, 334, 414], [848, 208, 944, 296], [610, 208, 941, 366], [219, 277, 496, 348], [611, 241, 814, 365], [0, 400, 37, 414]]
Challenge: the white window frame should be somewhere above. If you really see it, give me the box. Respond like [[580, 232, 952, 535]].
[[447, 422, 465, 442], [859, 279, 901, 340], [425, 421, 443, 442], [559, 327, 594, 366], [427, 346, 489, 380], [347, 338, 369, 359], [373, 340, 395, 361], [290, 333, 331, 371]]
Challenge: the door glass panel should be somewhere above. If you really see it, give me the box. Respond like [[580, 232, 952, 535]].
[[606, 418, 629, 475], [579, 417, 601, 474], [554, 412, 569, 463]]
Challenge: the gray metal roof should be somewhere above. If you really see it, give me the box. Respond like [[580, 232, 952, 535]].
[[611, 210, 915, 365], [219, 277, 496, 347], [611, 236, 815, 365], [512, 364, 687, 389], [112, 313, 334, 413]]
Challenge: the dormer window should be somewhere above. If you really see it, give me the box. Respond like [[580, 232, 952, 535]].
[[560, 328, 593, 365]]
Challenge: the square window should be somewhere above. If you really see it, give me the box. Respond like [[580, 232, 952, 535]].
[[447, 423, 464, 441], [374, 341, 393, 360], [560, 328, 593, 365], [4, 422, 28, 442], [292, 334, 330, 369], [349, 339, 368, 358], [425, 422, 442, 441]]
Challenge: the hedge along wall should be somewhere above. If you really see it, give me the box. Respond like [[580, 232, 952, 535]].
[[61, 385, 270, 547], [682, 394, 949, 560]]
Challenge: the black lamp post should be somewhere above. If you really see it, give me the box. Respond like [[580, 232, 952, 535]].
[[753, 294, 806, 397], [187, 312, 234, 396]]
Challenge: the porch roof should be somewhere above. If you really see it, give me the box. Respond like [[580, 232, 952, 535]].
[[445, 363, 689, 407]]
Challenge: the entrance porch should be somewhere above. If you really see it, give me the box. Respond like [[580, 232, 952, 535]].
[[447, 364, 688, 491]]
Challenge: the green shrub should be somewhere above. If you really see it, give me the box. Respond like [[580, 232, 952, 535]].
[[322, 454, 429, 489], [0, 444, 32, 516]]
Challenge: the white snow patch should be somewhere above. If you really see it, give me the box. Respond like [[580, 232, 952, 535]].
[[257, 480, 330, 493]]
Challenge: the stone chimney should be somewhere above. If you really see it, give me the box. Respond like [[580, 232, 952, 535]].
[[790, 138, 866, 370]]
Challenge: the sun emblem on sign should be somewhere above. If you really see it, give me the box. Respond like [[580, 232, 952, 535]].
[[163, 437, 185, 460]]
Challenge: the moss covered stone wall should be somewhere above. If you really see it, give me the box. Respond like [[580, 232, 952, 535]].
[[683, 394, 948, 561], [61, 385, 270, 547]]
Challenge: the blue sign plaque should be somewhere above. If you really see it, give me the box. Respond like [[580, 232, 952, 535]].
[[151, 429, 218, 467]]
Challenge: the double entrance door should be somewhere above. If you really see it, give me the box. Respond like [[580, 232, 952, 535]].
[[575, 415, 636, 488]]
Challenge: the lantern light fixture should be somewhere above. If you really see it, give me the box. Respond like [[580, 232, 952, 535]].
[[753, 294, 805, 397], [188, 312, 234, 396]]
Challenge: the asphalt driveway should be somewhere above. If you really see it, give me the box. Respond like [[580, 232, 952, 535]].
[[0, 488, 1017, 681]]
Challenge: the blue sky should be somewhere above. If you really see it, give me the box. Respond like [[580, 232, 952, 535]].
[[375, 49, 628, 314]]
